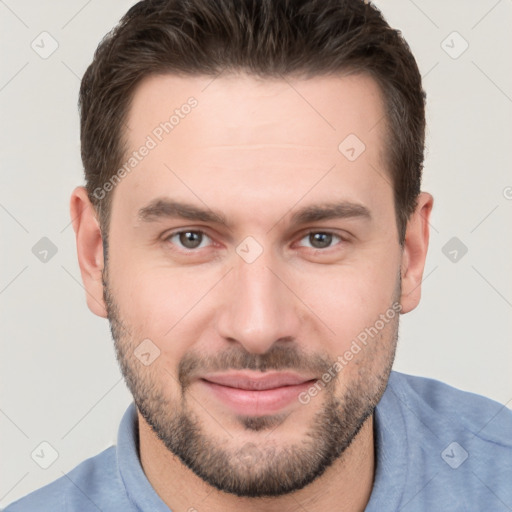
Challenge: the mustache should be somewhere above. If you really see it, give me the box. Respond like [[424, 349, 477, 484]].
[[178, 343, 333, 389]]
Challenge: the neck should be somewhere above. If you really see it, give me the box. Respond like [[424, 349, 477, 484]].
[[138, 413, 375, 512]]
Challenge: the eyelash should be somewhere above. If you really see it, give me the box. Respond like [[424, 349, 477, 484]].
[[162, 229, 347, 253]]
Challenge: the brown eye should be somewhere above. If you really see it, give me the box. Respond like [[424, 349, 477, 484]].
[[309, 232, 333, 249], [298, 231, 341, 250], [179, 231, 202, 249], [166, 230, 211, 250]]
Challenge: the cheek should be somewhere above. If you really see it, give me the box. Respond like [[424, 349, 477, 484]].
[[118, 273, 187, 332], [109, 258, 217, 361], [299, 254, 400, 353], [302, 267, 400, 393]]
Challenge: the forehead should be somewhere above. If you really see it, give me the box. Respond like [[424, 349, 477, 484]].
[[126, 71, 386, 148], [114, 71, 391, 227]]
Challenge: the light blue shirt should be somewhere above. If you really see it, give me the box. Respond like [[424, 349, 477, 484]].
[[4, 371, 512, 511]]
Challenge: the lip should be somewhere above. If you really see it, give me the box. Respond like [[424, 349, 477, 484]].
[[199, 371, 316, 416]]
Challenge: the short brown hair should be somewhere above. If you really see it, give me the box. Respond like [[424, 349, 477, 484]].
[[80, 0, 426, 244]]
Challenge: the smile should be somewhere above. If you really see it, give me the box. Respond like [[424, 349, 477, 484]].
[[199, 371, 316, 416]]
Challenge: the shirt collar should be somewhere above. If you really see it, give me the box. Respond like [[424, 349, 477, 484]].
[[116, 403, 171, 511], [364, 371, 408, 511]]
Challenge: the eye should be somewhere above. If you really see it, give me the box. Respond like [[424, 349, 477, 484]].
[[297, 231, 344, 250], [165, 230, 213, 250]]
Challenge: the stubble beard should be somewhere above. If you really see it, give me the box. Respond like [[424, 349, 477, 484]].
[[103, 272, 399, 497]]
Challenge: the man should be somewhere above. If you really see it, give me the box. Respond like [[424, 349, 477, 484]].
[[6, 0, 511, 510]]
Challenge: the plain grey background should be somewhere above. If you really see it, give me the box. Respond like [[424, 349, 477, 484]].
[[1, 0, 511, 507]]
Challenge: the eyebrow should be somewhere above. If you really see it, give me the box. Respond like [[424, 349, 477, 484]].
[[138, 199, 228, 225], [289, 202, 371, 225], [137, 198, 371, 228]]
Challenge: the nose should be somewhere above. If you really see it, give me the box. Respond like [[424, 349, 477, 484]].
[[216, 248, 301, 354]]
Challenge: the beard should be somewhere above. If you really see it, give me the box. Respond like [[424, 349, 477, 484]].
[[103, 271, 399, 498]]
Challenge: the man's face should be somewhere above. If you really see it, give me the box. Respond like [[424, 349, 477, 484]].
[[104, 72, 403, 496]]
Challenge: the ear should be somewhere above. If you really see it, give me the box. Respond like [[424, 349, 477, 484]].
[[70, 186, 108, 318], [400, 192, 434, 314]]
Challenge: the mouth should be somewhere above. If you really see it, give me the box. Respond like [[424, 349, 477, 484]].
[[199, 371, 316, 416]]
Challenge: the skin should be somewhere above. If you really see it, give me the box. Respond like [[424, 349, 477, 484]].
[[71, 72, 433, 511]]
